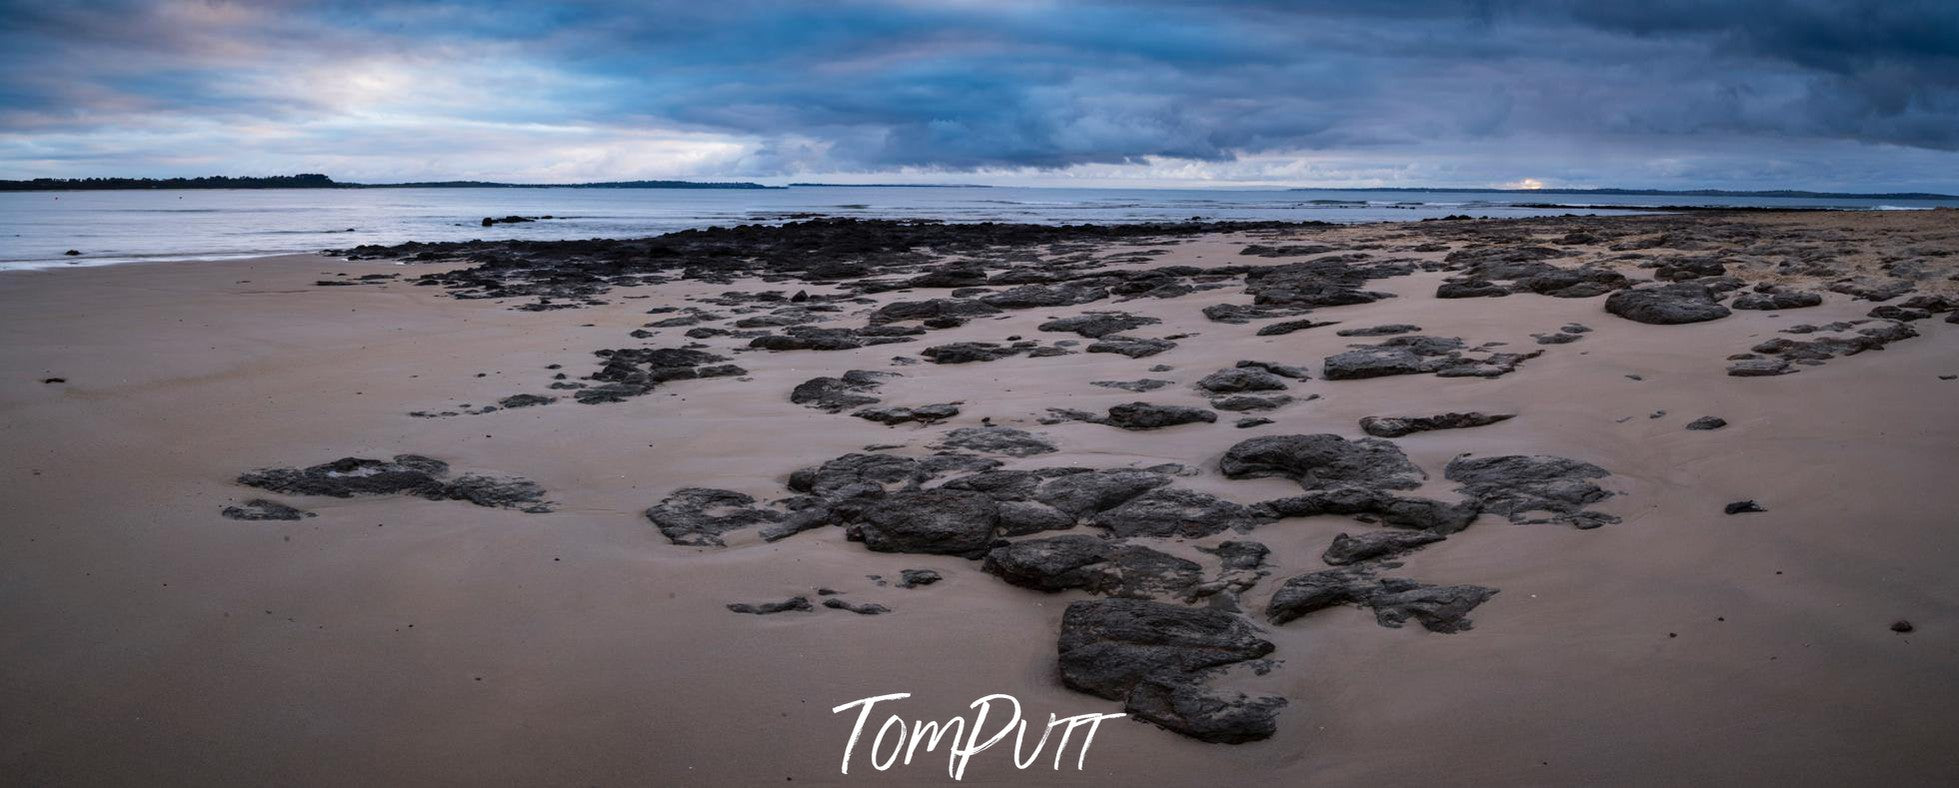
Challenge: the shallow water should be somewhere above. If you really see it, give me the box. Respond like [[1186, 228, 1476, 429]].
[[2, 185, 1952, 270]]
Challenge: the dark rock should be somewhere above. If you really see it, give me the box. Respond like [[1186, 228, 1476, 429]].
[[1255, 318, 1338, 336], [497, 393, 555, 408], [846, 489, 999, 556], [995, 500, 1076, 535], [904, 265, 988, 289], [1091, 378, 1175, 392], [1827, 277, 1914, 302], [1898, 295, 1954, 312], [1604, 283, 1732, 324], [1435, 281, 1510, 298], [1445, 455, 1618, 528], [1196, 367, 1290, 393], [1724, 500, 1766, 515], [897, 569, 942, 588], [823, 598, 891, 615], [1731, 291, 1823, 310], [1056, 598, 1274, 700], [238, 454, 449, 499], [1728, 358, 1796, 377], [1240, 243, 1337, 257], [1033, 469, 1175, 518], [935, 426, 1057, 457], [646, 488, 783, 546], [220, 499, 313, 521], [1652, 257, 1728, 281], [1737, 320, 1919, 374], [1234, 417, 1273, 428], [1335, 324, 1421, 337], [921, 342, 1023, 364], [1202, 303, 1310, 324], [1124, 676, 1286, 744], [1368, 583, 1500, 633], [1266, 567, 1496, 633], [1868, 305, 1932, 321], [1219, 434, 1424, 490], [1241, 257, 1407, 308], [1323, 346, 1424, 379], [853, 403, 961, 425], [441, 474, 551, 510], [1257, 487, 1481, 534], [1322, 530, 1446, 565], [1086, 335, 1177, 358], [1685, 416, 1728, 431], [1210, 395, 1293, 412], [1359, 412, 1514, 438], [1891, 620, 1915, 633], [760, 506, 837, 543], [752, 325, 922, 352], [791, 370, 894, 412], [1040, 312, 1162, 338], [980, 284, 1108, 309], [1087, 488, 1274, 538], [732, 314, 811, 329], [787, 452, 999, 498], [1235, 360, 1311, 379], [1205, 540, 1270, 572], [1100, 402, 1220, 430], [872, 298, 1003, 324], [727, 597, 812, 615], [238, 455, 550, 512], [1265, 567, 1378, 624], [983, 535, 1203, 597], [578, 346, 739, 403], [1324, 335, 1538, 380]]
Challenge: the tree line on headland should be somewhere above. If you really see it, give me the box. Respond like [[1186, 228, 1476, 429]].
[[0, 174, 778, 191]]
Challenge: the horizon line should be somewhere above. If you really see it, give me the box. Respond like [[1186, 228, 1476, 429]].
[[2, 174, 1955, 201]]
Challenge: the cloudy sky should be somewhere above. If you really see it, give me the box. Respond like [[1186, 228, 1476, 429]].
[[3, 0, 1956, 190]]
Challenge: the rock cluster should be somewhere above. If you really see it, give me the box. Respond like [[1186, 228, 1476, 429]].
[[1323, 335, 1541, 380], [238, 455, 552, 512], [1358, 412, 1515, 438]]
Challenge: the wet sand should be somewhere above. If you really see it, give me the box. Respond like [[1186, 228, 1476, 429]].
[[2, 211, 1957, 785]]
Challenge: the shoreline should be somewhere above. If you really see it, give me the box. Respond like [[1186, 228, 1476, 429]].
[[0, 207, 1887, 274], [3, 210, 1956, 784]]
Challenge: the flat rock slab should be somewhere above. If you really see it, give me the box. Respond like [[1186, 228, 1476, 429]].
[[1219, 434, 1426, 491], [934, 426, 1058, 456], [1039, 312, 1162, 337], [1445, 454, 1619, 528], [647, 488, 784, 547], [1266, 567, 1497, 633], [238, 455, 551, 512], [220, 499, 314, 521], [1604, 283, 1732, 324], [1057, 598, 1274, 699], [983, 535, 1203, 598], [1359, 412, 1515, 438]]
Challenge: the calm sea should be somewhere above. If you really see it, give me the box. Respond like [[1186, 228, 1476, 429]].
[[2, 185, 1952, 271]]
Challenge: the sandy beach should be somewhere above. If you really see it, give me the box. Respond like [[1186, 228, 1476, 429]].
[[3, 210, 1957, 785]]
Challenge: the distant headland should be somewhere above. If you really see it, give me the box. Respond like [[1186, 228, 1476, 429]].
[[1295, 186, 1959, 201], [0, 174, 779, 191]]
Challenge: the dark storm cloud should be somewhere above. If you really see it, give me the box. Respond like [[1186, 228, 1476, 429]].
[[0, 0, 1955, 183]]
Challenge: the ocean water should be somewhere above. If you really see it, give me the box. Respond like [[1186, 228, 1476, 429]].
[[2, 185, 1952, 271]]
